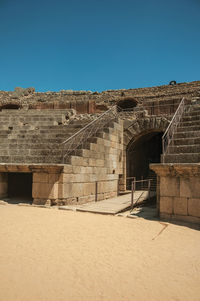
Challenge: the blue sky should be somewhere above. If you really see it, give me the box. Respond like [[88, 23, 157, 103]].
[[0, 0, 199, 92]]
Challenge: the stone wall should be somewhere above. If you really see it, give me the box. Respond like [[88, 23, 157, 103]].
[[33, 119, 123, 205], [150, 164, 200, 224], [0, 119, 123, 205], [0, 81, 200, 114]]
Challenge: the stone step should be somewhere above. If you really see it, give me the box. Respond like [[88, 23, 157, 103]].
[[0, 115, 64, 120], [181, 115, 200, 122], [184, 109, 200, 117], [0, 135, 65, 142], [177, 125, 200, 132], [5, 132, 73, 139], [162, 153, 200, 163], [0, 148, 63, 156], [0, 155, 66, 164], [174, 130, 200, 139], [173, 137, 200, 146], [168, 144, 200, 154], [188, 104, 200, 111], [179, 120, 200, 127], [0, 121, 64, 127], [0, 142, 62, 149]]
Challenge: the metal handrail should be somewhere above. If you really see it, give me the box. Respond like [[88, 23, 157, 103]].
[[130, 179, 152, 211], [62, 105, 119, 162], [162, 97, 187, 162]]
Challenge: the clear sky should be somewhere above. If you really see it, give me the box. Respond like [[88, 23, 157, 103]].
[[0, 0, 199, 92]]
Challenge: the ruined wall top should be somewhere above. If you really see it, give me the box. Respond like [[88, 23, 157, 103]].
[[0, 81, 200, 113]]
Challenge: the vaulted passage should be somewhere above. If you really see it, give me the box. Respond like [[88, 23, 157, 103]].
[[126, 132, 163, 189], [8, 173, 32, 202]]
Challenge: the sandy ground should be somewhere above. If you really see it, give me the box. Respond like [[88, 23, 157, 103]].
[[0, 204, 200, 301]]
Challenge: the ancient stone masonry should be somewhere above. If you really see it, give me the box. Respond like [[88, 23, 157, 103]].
[[150, 164, 200, 224], [0, 80, 200, 224], [1, 81, 200, 113]]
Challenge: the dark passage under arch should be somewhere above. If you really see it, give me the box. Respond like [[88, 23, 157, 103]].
[[126, 131, 163, 189]]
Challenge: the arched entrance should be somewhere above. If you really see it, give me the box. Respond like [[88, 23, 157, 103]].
[[126, 131, 163, 190]]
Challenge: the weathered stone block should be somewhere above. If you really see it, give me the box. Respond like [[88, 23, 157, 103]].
[[60, 183, 84, 198], [173, 197, 188, 216], [160, 176, 180, 197], [188, 198, 200, 217], [83, 182, 95, 196], [71, 156, 89, 166], [160, 196, 173, 214], [33, 173, 49, 183], [33, 183, 58, 199], [180, 177, 200, 198]]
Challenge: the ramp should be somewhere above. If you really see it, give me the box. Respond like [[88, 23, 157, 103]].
[[59, 190, 153, 215]]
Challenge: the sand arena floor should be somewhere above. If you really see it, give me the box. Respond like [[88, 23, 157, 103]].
[[0, 204, 199, 301]]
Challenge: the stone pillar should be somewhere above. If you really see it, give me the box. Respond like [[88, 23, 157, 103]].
[[150, 163, 200, 224], [32, 172, 61, 205], [0, 173, 8, 198]]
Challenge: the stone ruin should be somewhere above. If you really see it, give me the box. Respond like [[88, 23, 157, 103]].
[[0, 80, 200, 223]]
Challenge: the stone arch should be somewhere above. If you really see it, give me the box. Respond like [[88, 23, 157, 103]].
[[124, 116, 169, 147], [117, 97, 138, 110], [122, 116, 169, 191]]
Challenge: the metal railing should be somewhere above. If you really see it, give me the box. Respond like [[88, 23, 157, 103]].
[[62, 105, 119, 162], [130, 179, 152, 211], [162, 97, 187, 163], [94, 178, 119, 202]]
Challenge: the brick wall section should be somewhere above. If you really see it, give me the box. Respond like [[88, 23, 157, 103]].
[[150, 164, 200, 224]]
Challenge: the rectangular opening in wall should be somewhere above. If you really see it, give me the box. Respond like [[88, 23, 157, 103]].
[[7, 172, 32, 204]]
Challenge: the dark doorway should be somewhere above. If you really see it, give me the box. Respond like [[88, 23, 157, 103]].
[[117, 97, 138, 110], [127, 132, 163, 190], [1, 104, 21, 110], [8, 173, 32, 203]]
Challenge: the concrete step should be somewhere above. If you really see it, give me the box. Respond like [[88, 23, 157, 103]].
[[162, 153, 200, 163], [168, 144, 200, 154]]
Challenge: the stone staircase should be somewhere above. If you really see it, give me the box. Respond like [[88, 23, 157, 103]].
[[162, 102, 200, 163], [0, 109, 97, 164]]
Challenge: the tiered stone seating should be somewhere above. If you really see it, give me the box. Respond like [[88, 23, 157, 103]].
[[0, 110, 93, 164], [162, 102, 200, 163]]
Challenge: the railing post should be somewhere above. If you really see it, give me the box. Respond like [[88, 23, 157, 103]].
[[95, 181, 98, 202], [133, 177, 136, 191], [117, 178, 120, 196], [131, 180, 135, 211], [148, 179, 151, 202]]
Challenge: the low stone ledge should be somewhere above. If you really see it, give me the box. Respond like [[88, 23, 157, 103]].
[[150, 163, 200, 177]]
